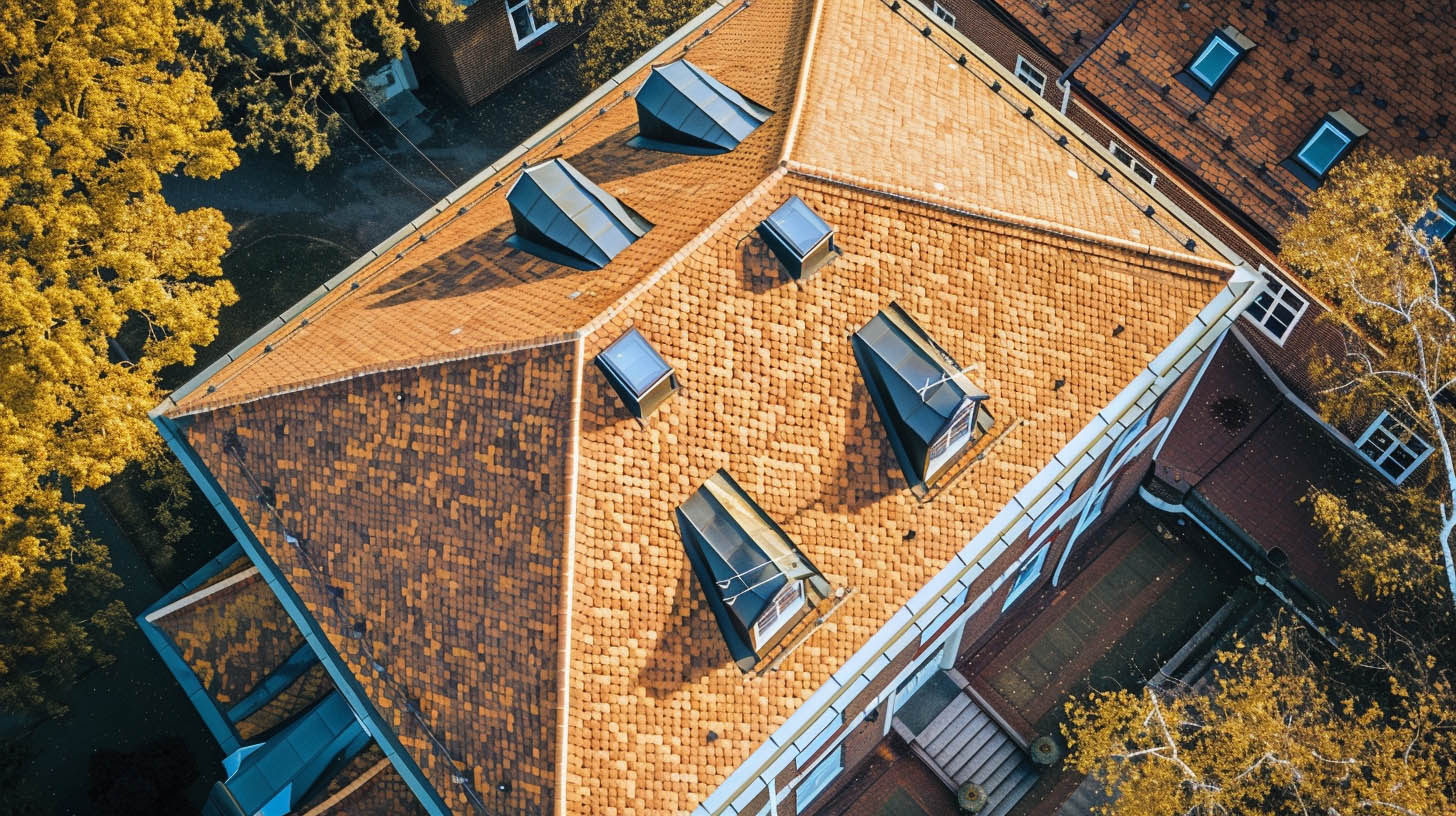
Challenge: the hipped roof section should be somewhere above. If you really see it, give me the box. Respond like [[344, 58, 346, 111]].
[[158, 0, 1245, 811]]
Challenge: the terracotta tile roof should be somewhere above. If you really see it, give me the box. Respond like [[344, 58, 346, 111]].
[[298, 744, 430, 816], [994, 0, 1456, 238], [150, 562, 309, 710], [160, 0, 1247, 811]]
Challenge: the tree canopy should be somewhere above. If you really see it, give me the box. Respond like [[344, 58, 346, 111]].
[[176, 0, 462, 169], [1064, 620, 1456, 816], [1281, 151, 1456, 608], [0, 0, 237, 714]]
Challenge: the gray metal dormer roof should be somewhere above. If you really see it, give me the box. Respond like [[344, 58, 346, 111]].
[[506, 158, 653, 269], [630, 59, 773, 154]]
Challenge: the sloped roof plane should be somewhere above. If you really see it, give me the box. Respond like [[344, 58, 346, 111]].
[[152, 0, 1248, 811]]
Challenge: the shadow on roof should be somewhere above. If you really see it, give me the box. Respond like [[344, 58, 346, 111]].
[[566, 125, 704, 187], [636, 558, 731, 698], [365, 220, 566, 309]]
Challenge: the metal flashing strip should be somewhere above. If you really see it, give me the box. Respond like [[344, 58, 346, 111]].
[[144, 566, 260, 623], [151, 415, 452, 816], [137, 542, 251, 756], [695, 265, 1261, 814]]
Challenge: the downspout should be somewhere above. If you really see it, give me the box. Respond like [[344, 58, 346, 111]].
[[1057, 0, 1140, 115]]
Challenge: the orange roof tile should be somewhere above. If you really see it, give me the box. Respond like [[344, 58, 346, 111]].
[[162, 0, 1244, 811]]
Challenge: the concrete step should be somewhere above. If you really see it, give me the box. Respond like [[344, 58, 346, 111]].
[[913, 692, 971, 748], [985, 765, 1040, 816]]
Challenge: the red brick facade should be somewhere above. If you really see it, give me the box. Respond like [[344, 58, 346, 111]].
[[408, 1, 579, 105]]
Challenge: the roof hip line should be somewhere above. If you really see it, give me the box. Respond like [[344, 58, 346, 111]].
[[778, 0, 826, 164], [553, 333, 585, 816], [783, 162, 1233, 276]]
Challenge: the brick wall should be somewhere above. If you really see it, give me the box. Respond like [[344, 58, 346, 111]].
[[408, 1, 579, 105]]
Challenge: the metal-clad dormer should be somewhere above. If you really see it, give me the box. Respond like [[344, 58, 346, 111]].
[[596, 327, 678, 419], [757, 196, 837, 280], [852, 303, 994, 495], [676, 470, 831, 671], [629, 59, 773, 155], [505, 158, 653, 270]]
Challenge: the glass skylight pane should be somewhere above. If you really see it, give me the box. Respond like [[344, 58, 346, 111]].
[[766, 197, 831, 257], [600, 329, 671, 395], [1418, 208, 1455, 243], [1190, 37, 1238, 86], [1297, 122, 1351, 175]]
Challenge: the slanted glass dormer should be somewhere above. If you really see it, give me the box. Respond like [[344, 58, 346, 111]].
[[852, 303, 994, 496], [629, 59, 773, 155], [505, 157, 653, 269], [676, 470, 832, 672]]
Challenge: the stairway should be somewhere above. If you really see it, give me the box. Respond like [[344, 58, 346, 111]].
[[905, 685, 1038, 816]]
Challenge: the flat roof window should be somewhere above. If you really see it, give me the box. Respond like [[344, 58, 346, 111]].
[[1282, 111, 1366, 188], [1417, 193, 1456, 245], [596, 328, 678, 419], [1356, 411, 1431, 485], [1014, 56, 1046, 97], [757, 196, 837, 279], [1243, 271, 1308, 344]]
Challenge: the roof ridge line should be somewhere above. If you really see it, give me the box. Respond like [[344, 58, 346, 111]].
[[783, 161, 1233, 277], [573, 166, 792, 342], [778, 0, 827, 165], [166, 333, 580, 417], [553, 333, 585, 816]]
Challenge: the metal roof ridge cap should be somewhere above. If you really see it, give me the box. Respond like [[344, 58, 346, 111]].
[[553, 333, 586, 816], [574, 166, 790, 342], [159, 0, 748, 420], [777, 0, 828, 165], [782, 162, 1234, 276], [165, 333, 581, 418]]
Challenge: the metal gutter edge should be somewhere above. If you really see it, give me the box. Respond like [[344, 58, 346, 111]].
[[695, 264, 1262, 814], [151, 414, 452, 816], [156, 0, 742, 419]]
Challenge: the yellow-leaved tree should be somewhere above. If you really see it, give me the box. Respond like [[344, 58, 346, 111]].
[[1064, 621, 1456, 816], [176, 0, 463, 169], [1281, 152, 1456, 609], [0, 0, 237, 715]]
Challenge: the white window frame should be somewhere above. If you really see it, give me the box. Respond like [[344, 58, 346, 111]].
[[932, 1, 956, 25], [1417, 195, 1456, 245], [795, 746, 843, 813], [890, 653, 943, 714], [1108, 141, 1158, 186], [1001, 545, 1048, 610], [751, 580, 805, 650], [505, 0, 556, 49], [1295, 119, 1354, 177], [1242, 271, 1309, 345], [1014, 56, 1047, 97], [1355, 411, 1432, 485]]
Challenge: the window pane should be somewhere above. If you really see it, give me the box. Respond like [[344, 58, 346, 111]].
[[1190, 38, 1239, 86], [1246, 290, 1272, 320], [1297, 122, 1351, 175], [510, 3, 536, 38]]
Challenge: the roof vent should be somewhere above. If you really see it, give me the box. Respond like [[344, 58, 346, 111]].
[[629, 59, 772, 154], [595, 327, 678, 419], [676, 470, 831, 671], [756, 196, 837, 280], [505, 158, 652, 270], [852, 303, 994, 495]]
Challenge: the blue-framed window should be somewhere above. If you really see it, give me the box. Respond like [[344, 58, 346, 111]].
[[1002, 546, 1048, 611], [1416, 193, 1456, 246], [1283, 113, 1364, 188], [796, 746, 843, 813]]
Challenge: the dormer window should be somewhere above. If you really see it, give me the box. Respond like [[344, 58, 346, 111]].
[[852, 303, 994, 496], [505, 158, 652, 269], [596, 328, 678, 419], [630, 59, 772, 154], [1175, 27, 1252, 101], [676, 471, 831, 671], [757, 196, 837, 280], [1282, 111, 1367, 189]]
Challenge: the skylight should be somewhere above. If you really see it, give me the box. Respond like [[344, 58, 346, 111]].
[[1417, 193, 1456, 245], [505, 158, 653, 269], [630, 59, 773, 154], [676, 470, 831, 671], [595, 328, 678, 419], [1175, 27, 1252, 100], [1282, 111, 1366, 189], [852, 303, 994, 495], [757, 196, 837, 280]]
